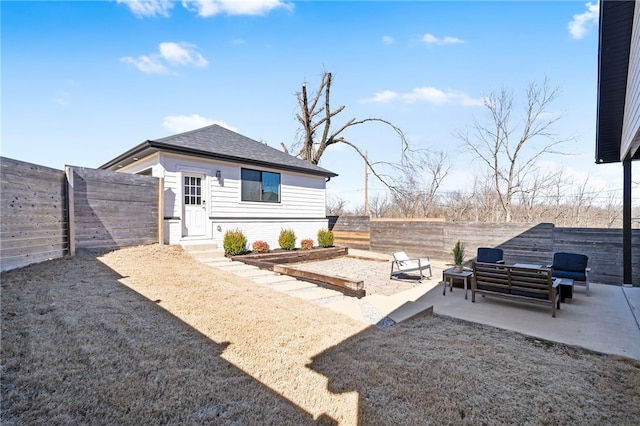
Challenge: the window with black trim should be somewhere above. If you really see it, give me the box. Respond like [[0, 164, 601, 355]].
[[241, 168, 280, 202]]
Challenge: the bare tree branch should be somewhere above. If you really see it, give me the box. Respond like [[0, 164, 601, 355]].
[[286, 71, 413, 198], [456, 78, 570, 222]]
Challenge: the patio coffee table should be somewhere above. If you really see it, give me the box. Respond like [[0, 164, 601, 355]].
[[557, 278, 574, 302], [442, 268, 473, 300]]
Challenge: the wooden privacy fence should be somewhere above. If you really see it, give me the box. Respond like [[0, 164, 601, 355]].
[[328, 216, 640, 285], [1, 157, 161, 272]]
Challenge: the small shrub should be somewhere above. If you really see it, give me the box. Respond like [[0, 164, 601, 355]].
[[452, 239, 466, 266], [252, 240, 270, 254], [317, 228, 334, 248], [301, 239, 314, 250], [223, 228, 247, 256], [278, 229, 296, 250]]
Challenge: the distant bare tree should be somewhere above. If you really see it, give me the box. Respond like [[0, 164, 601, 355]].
[[570, 177, 598, 227], [602, 191, 623, 228], [469, 176, 502, 222], [325, 195, 348, 216], [368, 193, 393, 218], [455, 77, 570, 222], [284, 71, 424, 195], [443, 190, 473, 222], [391, 151, 451, 218]]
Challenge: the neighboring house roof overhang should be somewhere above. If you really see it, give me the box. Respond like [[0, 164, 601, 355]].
[[99, 124, 338, 178], [596, 0, 639, 163]]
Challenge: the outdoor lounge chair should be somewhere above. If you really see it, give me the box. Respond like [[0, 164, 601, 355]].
[[476, 247, 504, 264], [548, 252, 590, 296], [390, 251, 432, 282]]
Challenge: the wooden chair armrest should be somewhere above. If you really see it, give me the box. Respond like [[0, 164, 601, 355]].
[[496, 260, 505, 264]]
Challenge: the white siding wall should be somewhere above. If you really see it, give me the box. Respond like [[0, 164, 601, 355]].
[[622, 3, 640, 160], [211, 219, 330, 250], [117, 152, 329, 245], [209, 164, 326, 219]]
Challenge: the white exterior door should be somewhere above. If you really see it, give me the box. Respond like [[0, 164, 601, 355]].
[[183, 174, 206, 236]]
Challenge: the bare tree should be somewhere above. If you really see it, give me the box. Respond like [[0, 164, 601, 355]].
[[602, 191, 623, 228], [455, 77, 569, 222], [443, 190, 472, 222], [368, 192, 393, 218], [325, 195, 348, 216], [389, 151, 451, 218], [283, 71, 420, 194], [570, 177, 598, 227]]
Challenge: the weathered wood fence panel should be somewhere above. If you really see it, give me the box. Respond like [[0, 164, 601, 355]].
[[329, 216, 639, 285], [371, 219, 445, 258], [1, 158, 68, 271], [1, 157, 161, 271], [69, 167, 159, 253], [328, 215, 371, 249]]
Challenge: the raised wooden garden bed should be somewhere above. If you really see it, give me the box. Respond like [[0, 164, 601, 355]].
[[273, 264, 365, 298], [232, 246, 366, 298]]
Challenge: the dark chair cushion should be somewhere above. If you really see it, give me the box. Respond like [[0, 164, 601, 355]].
[[477, 248, 504, 264], [552, 252, 588, 273], [552, 270, 587, 281]]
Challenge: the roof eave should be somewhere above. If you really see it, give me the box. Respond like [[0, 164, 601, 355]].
[[100, 141, 338, 178]]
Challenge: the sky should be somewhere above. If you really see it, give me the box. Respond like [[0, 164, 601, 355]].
[[2, 0, 638, 209]]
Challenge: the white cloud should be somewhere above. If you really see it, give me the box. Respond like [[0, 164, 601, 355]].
[[121, 42, 207, 74], [360, 87, 482, 106], [159, 42, 208, 67], [117, 0, 173, 17], [120, 54, 169, 74], [568, 2, 599, 40], [181, 0, 293, 17], [421, 33, 464, 46], [403, 87, 484, 106], [382, 35, 395, 45], [163, 115, 237, 133], [359, 90, 399, 104]]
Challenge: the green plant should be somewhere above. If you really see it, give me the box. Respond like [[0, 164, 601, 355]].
[[301, 239, 314, 250], [278, 229, 296, 250], [223, 228, 247, 256], [317, 229, 334, 248], [252, 240, 270, 254], [452, 239, 466, 266]]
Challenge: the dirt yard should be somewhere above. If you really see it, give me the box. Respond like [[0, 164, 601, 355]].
[[2, 244, 639, 425]]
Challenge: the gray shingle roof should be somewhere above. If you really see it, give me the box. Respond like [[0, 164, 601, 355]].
[[100, 124, 337, 177]]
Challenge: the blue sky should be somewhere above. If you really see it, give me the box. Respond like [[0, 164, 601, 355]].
[[2, 0, 636, 208]]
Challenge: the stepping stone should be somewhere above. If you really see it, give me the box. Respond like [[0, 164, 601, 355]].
[[267, 280, 317, 292], [322, 298, 366, 323], [290, 287, 343, 301], [234, 269, 275, 278], [252, 274, 299, 285], [213, 263, 259, 272]]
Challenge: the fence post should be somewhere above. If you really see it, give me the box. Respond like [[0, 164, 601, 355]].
[[158, 177, 164, 245], [65, 166, 76, 256]]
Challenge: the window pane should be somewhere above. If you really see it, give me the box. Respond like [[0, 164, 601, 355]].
[[262, 172, 280, 202], [241, 169, 261, 201], [184, 195, 190, 205]]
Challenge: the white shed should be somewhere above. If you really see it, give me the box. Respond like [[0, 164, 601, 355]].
[[100, 124, 337, 249]]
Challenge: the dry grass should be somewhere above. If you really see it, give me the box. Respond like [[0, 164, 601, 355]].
[[2, 244, 639, 425]]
